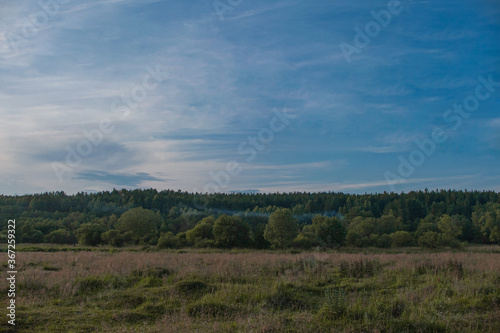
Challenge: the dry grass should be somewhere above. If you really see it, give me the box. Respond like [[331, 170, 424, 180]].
[[2, 247, 500, 332]]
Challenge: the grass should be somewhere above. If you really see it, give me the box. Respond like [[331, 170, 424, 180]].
[[1, 246, 500, 332]]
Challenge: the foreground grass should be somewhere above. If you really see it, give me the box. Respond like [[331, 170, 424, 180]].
[[1, 247, 500, 332]]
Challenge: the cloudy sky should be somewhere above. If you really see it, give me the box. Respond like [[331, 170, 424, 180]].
[[0, 0, 499, 195]]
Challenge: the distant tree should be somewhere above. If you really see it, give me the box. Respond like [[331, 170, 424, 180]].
[[21, 229, 44, 243], [370, 234, 392, 248], [44, 229, 75, 244], [390, 231, 414, 247], [212, 215, 250, 248], [437, 214, 463, 245], [348, 216, 377, 238], [345, 230, 365, 247], [473, 204, 500, 244], [157, 232, 181, 249], [101, 230, 124, 247], [186, 216, 215, 245], [309, 215, 346, 247], [375, 214, 403, 235], [76, 223, 105, 246], [264, 209, 299, 249], [116, 207, 159, 244], [418, 231, 441, 248], [415, 220, 439, 239], [251, 222, 271, 249], [292, 233, 313, 249]]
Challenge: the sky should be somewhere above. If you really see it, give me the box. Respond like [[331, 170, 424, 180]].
[[0, 0, 499, 196]]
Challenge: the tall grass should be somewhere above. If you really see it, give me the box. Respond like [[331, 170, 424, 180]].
[[1, 247, 499, 332]]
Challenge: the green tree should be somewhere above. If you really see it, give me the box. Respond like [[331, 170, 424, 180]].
[[157, 232, 181, 249], [345, 230, 365, 247], [101, 230, 124, 247], [44, 229, 76, 244], [264, 208, 299, 249], [76, 223, 105, 246], [370, 233, 392, 248], [418, 231, 441, 248], [308, 215, 346, 247], [212, 215, 250, 248], [390, 231, 414, 247], [438, 215, 463, 241], [474, 205, 500, 244], [186, 216, 215, 245], [292, 233, 313, 249], [116, 207, 159, 244]]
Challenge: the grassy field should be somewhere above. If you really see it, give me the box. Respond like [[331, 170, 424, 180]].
[[2, 246, 500, 332]]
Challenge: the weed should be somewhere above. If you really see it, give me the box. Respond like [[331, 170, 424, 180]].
[[339, 258, 381, 278]]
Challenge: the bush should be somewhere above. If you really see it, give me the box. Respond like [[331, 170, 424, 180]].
[[101, 230, 124, 247], [193, 239, 216, 248], [44, 229, 76, 244], [371, 234, 392, 248], [339, 258, 381, 278], [186, 217, 215, 245], [345, 231, 366, 247], [116, 207, 159, 245], [309, 215, 347, 247], [390, 231, 414, 247], [318, 288, 347, 319], [418, 231, 441, 248], [292, 233, 313, 249], [76, 223, 105, 246], [157, 232, 180, 249], [213, 215, 251, 248]]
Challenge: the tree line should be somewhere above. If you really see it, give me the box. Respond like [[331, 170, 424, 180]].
[[0, 189, 499, 249]]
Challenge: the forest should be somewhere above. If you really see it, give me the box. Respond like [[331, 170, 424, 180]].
[[1, 189, 499, 249]]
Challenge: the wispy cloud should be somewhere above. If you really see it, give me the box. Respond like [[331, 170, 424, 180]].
[[74, 170, 168, 187], [0, 0, 498, 195]]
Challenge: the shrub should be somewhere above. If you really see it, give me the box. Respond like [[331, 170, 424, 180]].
[[76, 223, 105, 246], [418, 231, 441, 248], [157, 232, 180, 249], [44, 229, 76, 244], [339, 258, 381, 278], [390, 231, 414, 247], [345, 231, 366, 247], [101, 230, 124, 247], [318, 288, 347, 319], [370, 234, 392, 248], [213, 215, 251, 248], [292, 233, 313, 249], [116, 207, 159, 245], [186, 216, 215, 245]]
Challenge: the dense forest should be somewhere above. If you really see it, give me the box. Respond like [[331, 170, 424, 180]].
[[1, 189, 499, 249]]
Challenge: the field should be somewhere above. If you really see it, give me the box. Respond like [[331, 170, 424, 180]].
[[2, 246, 500, 332]]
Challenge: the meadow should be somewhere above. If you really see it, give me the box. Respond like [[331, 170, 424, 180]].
[[2, 246, 500, 332]]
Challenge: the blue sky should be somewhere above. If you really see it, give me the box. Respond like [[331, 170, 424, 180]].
[[0, 0, 499, 195]]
